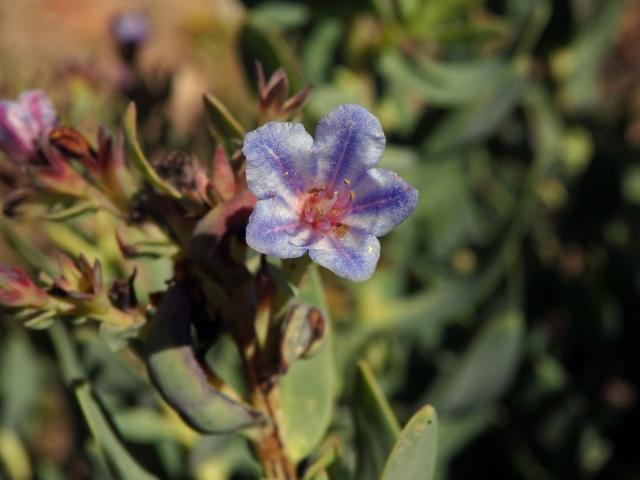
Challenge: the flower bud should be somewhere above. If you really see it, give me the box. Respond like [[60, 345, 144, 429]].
[[110, 11, 151, 63], [255, 62, 312, 122], [0, 90, 57, 163], [0, 265, 48, 308], [280, 304, 326, 372], [34, 147, 91, 197], [211, 146, 236, 201]]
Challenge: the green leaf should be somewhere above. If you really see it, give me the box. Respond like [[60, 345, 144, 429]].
[[239, 21, 304, 93], [146, 285, 264, 433], [302, 20, 343, 84], [190, 435, 261, 480], [424, 70, 528, 155], [553, 0, 625, 112], [279, 266, 335, 461], [302, 441, 339, 480], [622, 165, 640, 205], [379, 52, 509, 107], [0, 220, 57, 275], [202, 93, 246, 144], [0, 331, 42, 429], [112, 408, 178, 444], [49, 323, 157, 480], [76, 331, 149, 397], [353, 360, 400, 479], [0, 428, 31, 480], [99, 322, 142, 352], [122, 103, 182, 200], [42, 200, 99, 221], [428, 309, 524, 415], [251, 2, 311, 30], [22, 310, 57, 330], [382, 404, 438, 480], [205, 334, 249, 400]]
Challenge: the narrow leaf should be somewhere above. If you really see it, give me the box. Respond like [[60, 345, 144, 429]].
[[122, 103, 181, 199], [427, 309, 524, 415], [382, 405, 438, 480], [202, 93, 246, 143], [353, 360, 400, 479], [49, 323, 156, 480]]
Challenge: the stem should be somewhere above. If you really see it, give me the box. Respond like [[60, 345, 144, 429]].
[[231, 286, 297, 480]]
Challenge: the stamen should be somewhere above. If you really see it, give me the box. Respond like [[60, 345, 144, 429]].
[[299, 185, 353, 236], [324, 191, 339, 212], [333, 223, 349, 238]]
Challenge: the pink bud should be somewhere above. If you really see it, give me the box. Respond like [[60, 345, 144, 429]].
[[211, 146, 236, 201], [0, 265, 48, 308], [34, 147, 90, 196]]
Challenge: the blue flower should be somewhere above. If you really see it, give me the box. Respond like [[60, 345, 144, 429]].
[[243, 104, 418, 282], [0, 90, 57, 163]]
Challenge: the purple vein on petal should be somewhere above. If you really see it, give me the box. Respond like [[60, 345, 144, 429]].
[[264, 145, 301, 195], [350, 194, 397, 213], [329, 235, 357, 264], [328, 123, 356, 189], [264, 221, 301, 234]]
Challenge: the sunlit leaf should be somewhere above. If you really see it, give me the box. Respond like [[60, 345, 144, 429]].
[[381, 405, 438, 480]]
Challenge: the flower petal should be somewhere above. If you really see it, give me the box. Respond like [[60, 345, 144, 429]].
[[309, 228, 380, 282], [313, 104, 385, 190], [243, 121, 313, 204], [246, 196, 311, 259], [18, 90, 57, 134], [345, 168, 419, 237]]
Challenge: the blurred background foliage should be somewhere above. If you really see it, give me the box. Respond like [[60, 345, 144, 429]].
[[0, 0, 639, 478]]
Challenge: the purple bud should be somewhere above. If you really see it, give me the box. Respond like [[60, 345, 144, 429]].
[[0, 265, 48, 308], [110, 11, 150, 49], [0, 90, 57, 163]]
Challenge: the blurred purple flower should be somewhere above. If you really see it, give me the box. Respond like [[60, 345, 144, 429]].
[[0, 90, 57, 163], [243, 104, 418, 282], [110, 11, 150, 47]]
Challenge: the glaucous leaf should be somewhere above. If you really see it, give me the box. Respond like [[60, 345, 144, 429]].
[[279, 266, 335, 461], [146, 285, 264, 433], [381, 404, 438, 480]]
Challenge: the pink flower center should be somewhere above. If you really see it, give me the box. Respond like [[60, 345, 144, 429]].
[[299, 180, 355, 238]]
